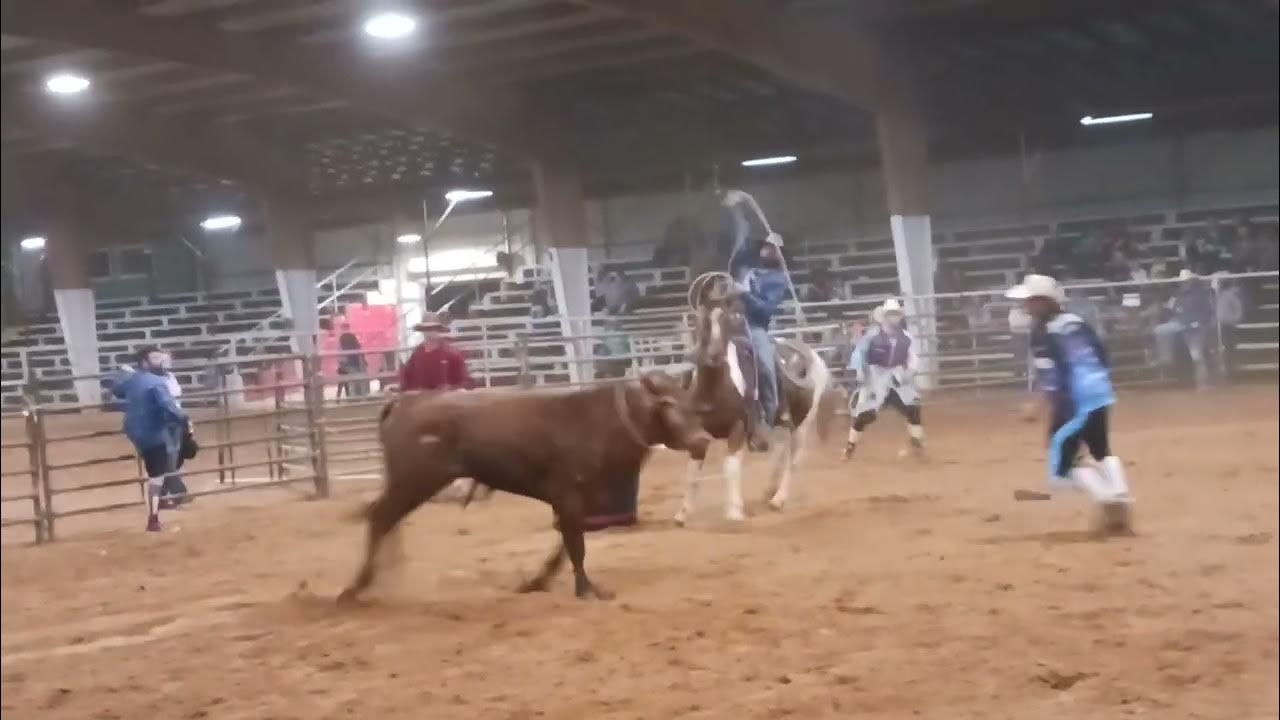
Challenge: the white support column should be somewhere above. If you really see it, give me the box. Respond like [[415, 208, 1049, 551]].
[[53, 288, 101, 406], [276, 268, 318, 353], [889, 214, 937, 388], [549, 246, 594, 384]]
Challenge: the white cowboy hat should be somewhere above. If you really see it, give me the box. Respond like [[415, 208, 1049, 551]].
[[880, 298, 903, 314], [1178, 269, 1197, 280], [1005, 274, 1064, 302]]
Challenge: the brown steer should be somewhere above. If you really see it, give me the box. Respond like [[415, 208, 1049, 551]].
[[338, 372, 711, 602]]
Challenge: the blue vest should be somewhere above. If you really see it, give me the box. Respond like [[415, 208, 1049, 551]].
[[865, 329, 911, 368]]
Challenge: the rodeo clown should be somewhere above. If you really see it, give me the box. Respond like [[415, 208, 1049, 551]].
[[842, 298, 925, 461], [1006, 274, 1133, 533]]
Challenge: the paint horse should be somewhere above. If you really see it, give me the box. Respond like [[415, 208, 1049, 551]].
[[675, 277, 834, 524]]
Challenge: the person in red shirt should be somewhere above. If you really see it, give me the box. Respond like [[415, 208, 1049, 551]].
[[398, 313, 474, 392]]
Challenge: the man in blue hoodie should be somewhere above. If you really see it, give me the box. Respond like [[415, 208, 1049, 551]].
[[724, 190, 789, 450], [113, 346, 189, 532]]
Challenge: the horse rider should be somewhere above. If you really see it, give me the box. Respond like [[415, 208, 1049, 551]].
[[843, 298, 926, 460], [724, 189, 788, 450]]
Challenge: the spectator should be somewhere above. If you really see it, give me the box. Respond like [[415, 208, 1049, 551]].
[[113, 346, 189, 533], [399, 313, 474, 392], [1154, 270, 1215, 389], [593, 268, 641, 316], [595, 316, 632, 379], [802, 265, 844, 303], [1186, 230, 1227, 275], [336, 322, 367, 398], [1064, 286, 1106, 338], [529, 283, 555, 319], [1213, 274, 1244, 380]]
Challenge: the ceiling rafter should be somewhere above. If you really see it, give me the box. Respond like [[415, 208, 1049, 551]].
[[2, 87, 307, 199], [573, 0, 898, 110], [0, 0, 564, 158]]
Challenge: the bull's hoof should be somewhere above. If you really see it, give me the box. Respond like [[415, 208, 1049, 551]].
[[516, 578, 550, 594], [575, 582, 614, 601]]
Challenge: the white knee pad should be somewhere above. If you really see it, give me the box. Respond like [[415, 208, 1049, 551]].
[[846, 428, 860, 444]]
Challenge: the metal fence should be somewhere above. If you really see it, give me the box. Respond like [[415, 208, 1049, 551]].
[[1, 272, 1275, 543]]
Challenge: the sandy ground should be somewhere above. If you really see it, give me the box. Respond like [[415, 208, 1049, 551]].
[[1, 387, 1277, 719]]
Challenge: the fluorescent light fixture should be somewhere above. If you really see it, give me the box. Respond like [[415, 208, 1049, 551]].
[[396, 232, 422, 244], [200, 214, 242, 231], [44, 72, 90, 95], [444, 189, 493, 203], [363, 12, 417, 39], [20, 236, 47, 251], [741, 155, 797, 167], [1079, 113, 1153, 126]]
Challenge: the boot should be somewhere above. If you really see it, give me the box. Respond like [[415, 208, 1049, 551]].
[[146, 514, 162, 533], [842, 442, 857, 461]]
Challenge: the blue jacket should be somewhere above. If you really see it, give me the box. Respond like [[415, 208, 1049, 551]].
[[112, 370, 187, 451], [1031, 313, 1115, 418], [725, 207, 787, 329]]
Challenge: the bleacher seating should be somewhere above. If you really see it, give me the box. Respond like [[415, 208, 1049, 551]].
[[4, 202, 1276, 403]]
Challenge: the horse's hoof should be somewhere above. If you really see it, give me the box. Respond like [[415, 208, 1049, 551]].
[[335, 589, 360, 607], [725, 509, 746, 522], [767, 498, 786, 512], [673, 511, 688, 527]]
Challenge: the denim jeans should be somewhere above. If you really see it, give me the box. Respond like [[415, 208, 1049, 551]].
[[748, 326, 777, 425], [1155, 320, 1209, 388]]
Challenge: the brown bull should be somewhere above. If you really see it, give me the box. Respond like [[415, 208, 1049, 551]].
[[338, 373, 711, 602]]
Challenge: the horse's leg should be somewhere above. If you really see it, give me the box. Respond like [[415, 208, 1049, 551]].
[[674, 456, 705, 526], [769, 428, 804, 511], [724, 425, 747, 522]]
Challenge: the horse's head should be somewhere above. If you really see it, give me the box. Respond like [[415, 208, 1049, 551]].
[[691, 278, 742, 369]]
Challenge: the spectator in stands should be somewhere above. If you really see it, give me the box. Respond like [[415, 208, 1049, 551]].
[[529, 282, 555, 319], [1154, 270, 1215, 390], [1064, 286, 1106, 338], [1213, 274, 1244, 380], [802, 265, 844, 303], [1186, 230, 1227, 275], [594, 315, 632, 379], [336, 322, 367, 398], [113, 346, 190, 533], [594, 268, 641, 316], [398, 313, 474, 392], [1070, 231, 1105, 278], [1102, 247, 1132, 283]]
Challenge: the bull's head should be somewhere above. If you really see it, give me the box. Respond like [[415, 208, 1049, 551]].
[[619, 372, 711, 461]]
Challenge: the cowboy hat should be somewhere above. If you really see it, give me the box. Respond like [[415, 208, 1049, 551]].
[[1005, 274, 1064, 302], [413, 312, 449, 332]]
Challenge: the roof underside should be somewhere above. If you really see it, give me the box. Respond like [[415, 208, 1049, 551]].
[[2, 0, 1276, 223]]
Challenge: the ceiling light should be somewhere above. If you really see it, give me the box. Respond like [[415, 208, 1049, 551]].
[[1079, 113, 1153, 126], [363, 12, 417, 40], [44, 72, 90, 95], [444, 189, 493, 203], [741, 155, 797, 167], [200, 214, 242, 231], [396, 232, 422, 244], [20, 236, 47, 251]]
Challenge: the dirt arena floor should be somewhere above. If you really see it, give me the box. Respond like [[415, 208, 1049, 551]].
[[2, 386, 1277, 719]]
